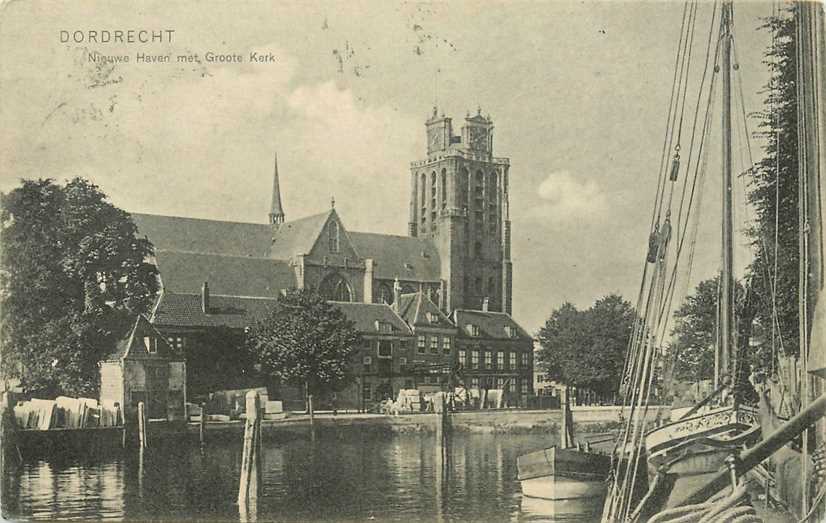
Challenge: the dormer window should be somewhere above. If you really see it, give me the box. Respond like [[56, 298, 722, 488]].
[[467, 324, 480, 337], [329, 221, 340, 253], [426, 312, 438, 324], [504, 325, 516, 338], [143, 336, 157, 354], [374, 321, 392, 334]]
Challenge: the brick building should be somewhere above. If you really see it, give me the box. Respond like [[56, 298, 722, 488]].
[[452, 308, 533, 406], [130, 108, 532, 404]]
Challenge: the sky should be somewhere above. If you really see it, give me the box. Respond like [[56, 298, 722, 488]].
[[0, 0, 778, 334]]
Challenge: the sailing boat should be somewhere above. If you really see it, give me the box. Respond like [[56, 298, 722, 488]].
[[516, 387, 612, 502], [601, 1, 765, 519], [603, 1, 826, 521]]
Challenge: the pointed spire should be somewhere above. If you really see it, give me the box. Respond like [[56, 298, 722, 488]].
[[331, 195, 336, 209], [269, 153, 285, 225]]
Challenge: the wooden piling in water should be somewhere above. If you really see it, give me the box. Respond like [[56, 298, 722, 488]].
[[199, 402, 206, 446], [137, 401, 147, 449], [238, 391, 262, 509]]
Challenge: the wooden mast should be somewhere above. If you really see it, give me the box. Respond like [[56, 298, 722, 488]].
[[719, 0, 735, 389], [797, 1, 826, 516]]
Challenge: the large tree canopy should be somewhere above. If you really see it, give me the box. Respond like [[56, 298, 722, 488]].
[[536, 294, 635, 397], [245, 289, 361, 416], [671, 277, 747, 383], [0, 178, 158, 396], [746, 7, 799, 360]]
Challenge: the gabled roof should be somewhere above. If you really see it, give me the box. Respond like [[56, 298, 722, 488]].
[[452, 309, 531, 340], [152, 292, 277, 329], [397, 292, 453, 328], [349, 232, 441, 281], [330, 301, 412, 336], [132, 213, 272, 257], [270, 210, 333, 259], [155, 250, 295, 298], [106, 315, 178, 361]]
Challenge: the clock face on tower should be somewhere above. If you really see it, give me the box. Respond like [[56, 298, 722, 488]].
[[428, 129, 443, 151], [469, 127, 488, 151]]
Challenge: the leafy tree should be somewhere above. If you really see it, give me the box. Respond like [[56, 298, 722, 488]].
[[245, 289, 361, 423], [185, 326, 260, 398], [537, 294, 635, 398], [746, 7, 798, 360], [0, 178, 158, 396], [670, 277, 758, 399]]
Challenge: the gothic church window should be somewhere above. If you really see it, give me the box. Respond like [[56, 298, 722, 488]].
[[320, 273, 352, 302], [328, 221, 340, 253], [459, 168, 469, 210], [441, 169, 447, 208], [378, 284, 393, 305]]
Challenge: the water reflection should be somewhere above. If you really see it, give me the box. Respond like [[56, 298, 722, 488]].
[[2, 428, 600, 522]]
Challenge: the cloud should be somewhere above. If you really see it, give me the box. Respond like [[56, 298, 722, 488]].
[[528, 170, 608, 222], [282, 81, 422, 232]]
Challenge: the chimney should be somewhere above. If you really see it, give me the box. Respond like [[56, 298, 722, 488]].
[[392, 277, 402, 313], [201, 281, 210, 313], [482, 296, 489, 312]]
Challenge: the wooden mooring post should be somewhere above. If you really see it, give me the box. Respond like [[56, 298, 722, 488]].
[[137, 401, 148, 449], [238, 391, 262, 512], [199, 402, 206, 446]]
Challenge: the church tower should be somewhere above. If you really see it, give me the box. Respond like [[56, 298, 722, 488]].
[[408, 107, 512, 314], [269, 153, 285, 227]]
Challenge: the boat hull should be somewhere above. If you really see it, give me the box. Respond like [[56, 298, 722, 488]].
[[517, 446, 612, 501], [644, 405, 761, 510]]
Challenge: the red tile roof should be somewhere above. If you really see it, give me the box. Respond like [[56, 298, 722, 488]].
[[452, 309, 531, 340], [152, 292, 277, 329], [329, 301, 413, 335]]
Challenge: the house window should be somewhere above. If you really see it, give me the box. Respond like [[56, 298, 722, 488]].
[[509, 352, 516, 369], [417, 336, 426, 354], [363, 383, 372, 400], [521, 379, 529, 395], [363, 356, 373, 372], [374, 321, 392, 334], [497, 377, 505, 390], [377, 340, 392, 358], [329, 221, 340, 253], [430, 336, 439, 354], [521, 353, 529, 368], [467, 324, 480, 337], [484, 351, 492, 369], [458, 349, 466, 365], [442, 337, 451, 354], [497, 352, 504, 369], [471, 377, 480, 389], [472, 350, 480, 369], [166, 336, 184, 351], [143, 336, 157, 354], [399, 357, 407, 372], [426, 312, 438, 324]]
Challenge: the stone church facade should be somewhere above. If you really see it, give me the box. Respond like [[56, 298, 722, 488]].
[[132, 108, 531, 408]]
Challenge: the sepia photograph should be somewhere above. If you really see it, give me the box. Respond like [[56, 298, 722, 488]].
[[1, 0, 825, 521]]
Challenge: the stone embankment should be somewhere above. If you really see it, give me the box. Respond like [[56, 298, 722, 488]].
[[185, 406, 671, 439]]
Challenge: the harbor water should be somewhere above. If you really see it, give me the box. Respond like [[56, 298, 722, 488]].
[[2, 428, 603, 522]]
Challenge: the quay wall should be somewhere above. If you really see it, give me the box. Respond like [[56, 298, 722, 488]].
[[180, 406, 671, 440]]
